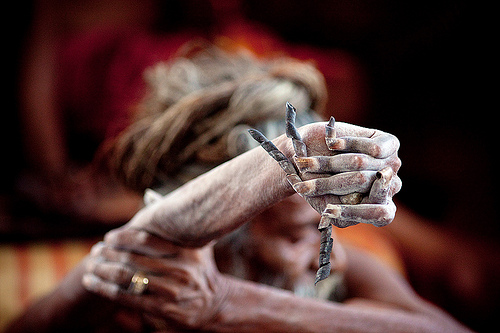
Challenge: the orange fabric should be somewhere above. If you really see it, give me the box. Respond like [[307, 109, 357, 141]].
[[337, 224, 406, 276], [0, 240, 96, 330]]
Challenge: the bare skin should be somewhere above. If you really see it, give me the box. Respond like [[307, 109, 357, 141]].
[[250, 104, 401, 282], [82, 196, 471, 333], [123, 120, 400, 247], [5, 120, 470, 332], [78, 119, 469, 332]]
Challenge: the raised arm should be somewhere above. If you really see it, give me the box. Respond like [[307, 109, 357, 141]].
[[123, 130, 296, 246], [125, 117, 400, 248]]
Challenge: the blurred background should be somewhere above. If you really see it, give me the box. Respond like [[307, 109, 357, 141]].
[[1, 0, 498, 331]]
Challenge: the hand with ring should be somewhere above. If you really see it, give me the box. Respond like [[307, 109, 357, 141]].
[[83, 228, 227, 331]]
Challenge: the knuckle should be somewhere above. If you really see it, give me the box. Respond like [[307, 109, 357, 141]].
[[354, 172, 369, 184], [104, 228, 133, 246], [85, 258, 98, 274], [370, 144, 382, 158], [104, 229, 120, 244], [351, 155, 366, 169], [90, 242, 105, 257], [373, 206, 395, 227], [135, 230, 153, 246], [170, 287, 183, 302], [391, 156, 402, 172], [118, 251, 133, 265], [111, 264, 130, 283]]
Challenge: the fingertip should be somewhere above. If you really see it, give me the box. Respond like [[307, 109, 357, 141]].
[[292, 181, 312, 196], [371, 203, 396, 227], [327, 116, 335, 128], [376, 167, 393, 184], [143, 188, 163, 206], [327, 138, 346, 151], [82, 273, 99, 292], [294, 156, 318, 172], [247, 128, 267, 144], [391, 175, 403, 195], [90, 241, 105, 256], [83, 273, 121, 299]]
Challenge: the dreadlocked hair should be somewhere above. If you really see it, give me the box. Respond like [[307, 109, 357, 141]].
[[105, 41, 328, 192]]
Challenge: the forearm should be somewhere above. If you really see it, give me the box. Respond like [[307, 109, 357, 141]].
[[128, 134, 296, 245], [209, 275, 472, 333]]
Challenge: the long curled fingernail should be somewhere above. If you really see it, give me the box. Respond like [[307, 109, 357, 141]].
[[286, 102, 308, 157], [315, 262, 331, 285], [248, 128, 298, 176]]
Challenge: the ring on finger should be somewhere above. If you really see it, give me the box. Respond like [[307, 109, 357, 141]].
[[128, 271, 149, 295]]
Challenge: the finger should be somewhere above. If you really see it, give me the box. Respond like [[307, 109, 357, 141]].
[[83, 272, 122, 300], [91, 242, 192, 284], [104, 228, 181, 258], [364, 167, 393, 204], [324, 116, 337, 149], [292, 171, 378, 196], [87, 248, 195, 302], [86, 258, 136, 289], [321, 201, 397, 228], [285, 102, 307, 157], [90, 241, 168, 277], [83, 273, 169, 315], [144, 188, 163, 206], [328, 132, 400, 159], [248, 128, 302, 185], [390, 174, 402, 196], [295, 153, 392, 174]]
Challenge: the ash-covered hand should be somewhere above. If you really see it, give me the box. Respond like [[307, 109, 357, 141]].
[[83, 227, 227, 331], [249, 102, 401, 283]]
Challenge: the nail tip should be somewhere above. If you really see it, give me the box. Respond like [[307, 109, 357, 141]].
[[328, 116, 335, 127], [247, 128, 266, 143], [314, 263, 332, 285]]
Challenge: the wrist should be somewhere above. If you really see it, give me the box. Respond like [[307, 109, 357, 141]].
[[207, 275, 307, 333]]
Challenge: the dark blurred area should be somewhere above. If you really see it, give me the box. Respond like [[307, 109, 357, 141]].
[[248, 0, 497, 233], [2, 0, 498, 331]]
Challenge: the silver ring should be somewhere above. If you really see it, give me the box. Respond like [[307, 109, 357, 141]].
[[128, 271, 149, 295]]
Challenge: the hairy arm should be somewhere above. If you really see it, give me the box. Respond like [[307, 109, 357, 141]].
[[208, 247, 473, 333], [126, 120, 399, 246], [125, 132, 297, 246], [5, 133, 295, 333]]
